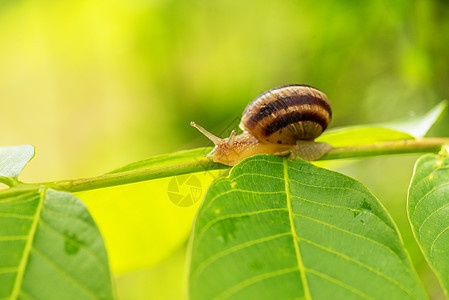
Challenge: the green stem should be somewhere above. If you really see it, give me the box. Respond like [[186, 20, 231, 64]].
[[319, 138, 449, 160], [1, 137, 448, 197], [45, 159, 227, 192]]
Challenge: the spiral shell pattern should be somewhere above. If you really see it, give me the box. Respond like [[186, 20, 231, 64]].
[[239, 84, 331, 145]]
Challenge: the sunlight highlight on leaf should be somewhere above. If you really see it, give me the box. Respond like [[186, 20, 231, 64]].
[[188, 155, 428, 299], [385, 101, 448, 138], [0, 145, 34, 179], [318, 101, 447, 148], [318, 127, 413, 147]]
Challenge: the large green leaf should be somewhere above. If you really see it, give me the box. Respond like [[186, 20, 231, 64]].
[[0, 189, 114, 300], [408, 152, 449, 297], [188, 155, 428, 299]]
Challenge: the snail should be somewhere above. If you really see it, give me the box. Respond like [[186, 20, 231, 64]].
[[191, 84, 332, 166]]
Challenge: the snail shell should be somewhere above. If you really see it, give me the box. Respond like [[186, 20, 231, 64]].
[[240, 84, 332, 145], [191, 84, 332, 166]]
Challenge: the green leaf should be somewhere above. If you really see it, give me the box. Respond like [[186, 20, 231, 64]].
[[108, 147, 213, 173], [188, 155, 427, 299], [408, 152, 449, 297], [317, 101, 447, 147], [0, 145, 34, 178], [385, 101, 447, 138], [0, 189, 114, 300]]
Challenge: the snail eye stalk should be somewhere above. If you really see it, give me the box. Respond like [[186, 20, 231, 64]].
[[227, 130, 237, 148], [190, 121, 221, 145]]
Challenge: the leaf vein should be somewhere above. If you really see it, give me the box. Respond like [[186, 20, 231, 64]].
[[232, 172, 284, 182], [288, 165, 346, 181], [0, 193, 38, 204], [41, 206, 94, 228], [213, 267, 298, 300], [0, 235, 28, 241], [196, 208, 288, 245], [0, 267, 18, 274], [410, 164, 449, 196], [305, 268, 373, 299], [288, 178, 372, 199], [284, 159, 311, 299], [191, 232, 291, 285], [417, 202, 449, 235], [291, 195, 370, 217], [292, 212, 410, 273], [430, 225, 449, 259], [291, 195, 395, 231], [31, 248, 96, 300], [38, 220, 109, 274], [10, 190, 44, 299], [234, 158, 283, 171], [410, 182, 449, 220], [298, 237, 417, 299], [0, 212, 33, 220], [201, 189, 286, 215]]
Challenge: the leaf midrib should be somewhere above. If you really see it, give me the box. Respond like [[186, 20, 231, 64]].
[[283, 159, 311, 299], [10, 189, 45, 299]]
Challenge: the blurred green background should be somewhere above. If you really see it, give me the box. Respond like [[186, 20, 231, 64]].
[[1, 0, 448, 299]]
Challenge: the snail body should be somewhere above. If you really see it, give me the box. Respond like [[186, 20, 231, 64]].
[[191, 84, 332, 166]]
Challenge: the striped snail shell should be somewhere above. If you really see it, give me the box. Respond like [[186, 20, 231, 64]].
[[240, 84, 332, 145], [191, 84, 332, 166]]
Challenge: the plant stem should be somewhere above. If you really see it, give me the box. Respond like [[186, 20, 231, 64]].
[[319, 138, 449, 160], [44, 160, 227, 192], [2, 137, 447, 195]]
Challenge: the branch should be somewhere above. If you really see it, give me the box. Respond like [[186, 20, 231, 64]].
[[45, 159, 225, 192], [1, 137, 447, 197], [319, 138, 449, 160]]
